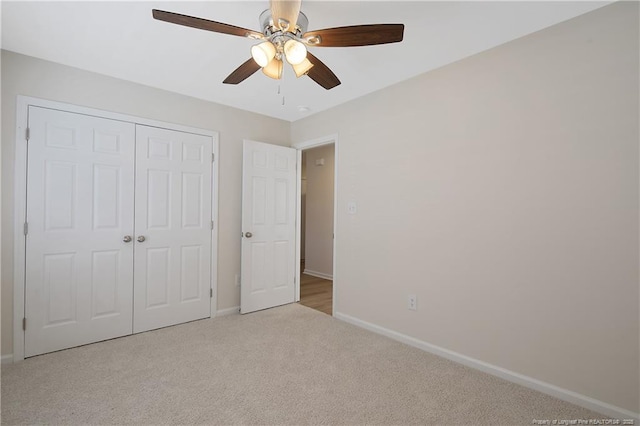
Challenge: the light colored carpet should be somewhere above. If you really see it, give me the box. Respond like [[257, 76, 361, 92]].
[[1, 303, 602, 425]]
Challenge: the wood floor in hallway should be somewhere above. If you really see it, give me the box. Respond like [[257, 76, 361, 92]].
[[299, 273, 333, 315]]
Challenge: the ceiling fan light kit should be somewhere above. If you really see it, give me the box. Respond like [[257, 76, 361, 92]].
[[249, 8, 311, 80], [251, 41, 277, 67], [293, 57, 314, 78], [262, 57, 284, 80], [283, 39, 307, 65], [152, 0, 404, 90]]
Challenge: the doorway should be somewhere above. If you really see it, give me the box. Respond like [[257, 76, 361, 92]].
[[296, 141, 336, 315]]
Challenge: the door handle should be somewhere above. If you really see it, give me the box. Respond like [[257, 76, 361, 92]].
[[244, 232, 253, 238], [123, 235, 132, 243], [137, 235, 146, 243]]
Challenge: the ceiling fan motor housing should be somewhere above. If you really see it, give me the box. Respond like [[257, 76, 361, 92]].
[[258, 9, 312, 59], [259, 9, 308, 38]]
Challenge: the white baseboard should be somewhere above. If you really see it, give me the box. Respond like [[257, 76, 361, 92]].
[[215, 306, 240, 317], [334, 311, 639, 421], [302, 269, 333, 280], [1, 354, 14, 364]]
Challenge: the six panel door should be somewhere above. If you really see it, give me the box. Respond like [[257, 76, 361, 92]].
[[240, 140, 297, 314], [24, 108, 215, 356], [25, 107, 136, 357], [133, 125, 213, 333]]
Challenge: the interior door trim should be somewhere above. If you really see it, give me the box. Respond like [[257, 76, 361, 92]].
[[292, 134, 339, 314], [12, 95, 220, 362]]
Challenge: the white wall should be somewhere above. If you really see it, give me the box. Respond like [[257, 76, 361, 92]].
[[291, 2, 639, 414], [1, 50, 290, 356], [304, 144, 335, 278]]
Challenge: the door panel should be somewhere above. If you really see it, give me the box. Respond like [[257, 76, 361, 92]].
[[91, 250, 121, 318], [241, 140, 297, 314], [133, 125, 212, 333], [25, 106, 135, 357], [93, 165, 122, 229]]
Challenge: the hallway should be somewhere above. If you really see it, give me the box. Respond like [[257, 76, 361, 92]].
[[299, 272, 332, 315]]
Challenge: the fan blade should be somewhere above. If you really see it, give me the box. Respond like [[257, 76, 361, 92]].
[[270, 0, 301, 32], [152, 9, 264, 39], [306, 52, 341, 90], [303, 24, 404, 47], [223, 58, 261, 84]]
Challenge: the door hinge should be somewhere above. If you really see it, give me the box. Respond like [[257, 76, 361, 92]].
[[212, 153, 215, 162], [25, 127, 30, 141], [22, 317, 26, 331], [23, 222, 28, 236], [211, 220, 214, 230], [210, 288, 213, 298]]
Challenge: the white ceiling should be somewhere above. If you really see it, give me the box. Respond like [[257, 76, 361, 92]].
[[2, 1, 608, 122]]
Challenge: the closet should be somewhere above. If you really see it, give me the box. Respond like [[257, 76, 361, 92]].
[[23, 105, 214, 357]]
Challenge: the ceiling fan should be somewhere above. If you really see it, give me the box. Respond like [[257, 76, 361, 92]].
[[152, 1, 404, 90]]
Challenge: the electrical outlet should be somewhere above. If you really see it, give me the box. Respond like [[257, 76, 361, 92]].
[[408, 294, 417, 311], [235, 274, 241, 287]]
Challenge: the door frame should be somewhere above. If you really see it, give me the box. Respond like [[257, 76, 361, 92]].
[[13, 95, 220, 361], [293, 134, 339, 315]]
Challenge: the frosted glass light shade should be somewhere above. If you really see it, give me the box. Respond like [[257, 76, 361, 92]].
[[262, 58, 283, 80], [284, 39, 307, 65], [251, 41, 276, 67], [292, 57, 314, 77]]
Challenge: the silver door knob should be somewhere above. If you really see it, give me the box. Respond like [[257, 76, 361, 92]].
[[123, 235, 132, 243], [137, 235, 146, 242], [245, 232, 253, 238]]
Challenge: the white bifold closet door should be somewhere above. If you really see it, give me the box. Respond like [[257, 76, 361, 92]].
[[133, 125, 212, 333], [24, 107, 213, 357], [25, 107, 136, 357]]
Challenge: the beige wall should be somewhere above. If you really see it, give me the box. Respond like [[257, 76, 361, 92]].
[[292, 2, 639, 414], [1, 50, 290, 356], [304, 144, 335, 277], [301, 152, 307, 260]]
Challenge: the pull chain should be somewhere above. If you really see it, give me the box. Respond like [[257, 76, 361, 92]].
[[277, 84, 285, 106]]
